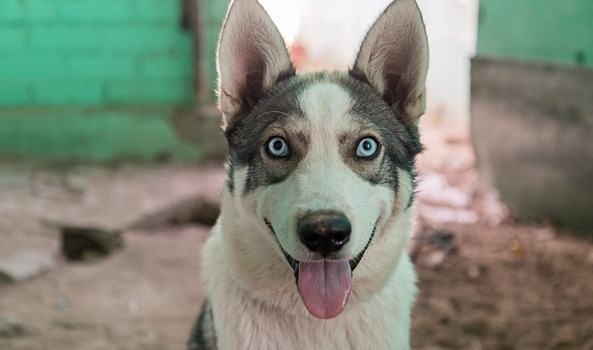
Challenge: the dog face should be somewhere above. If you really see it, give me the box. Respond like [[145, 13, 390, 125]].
[[217, 0, 428, 319]]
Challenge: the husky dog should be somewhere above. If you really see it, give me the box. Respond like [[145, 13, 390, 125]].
[[189, 0, 428, 348]]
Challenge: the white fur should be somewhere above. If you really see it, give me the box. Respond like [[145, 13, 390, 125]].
[[198, 0, 429, 348], [202, 170, 417, 349], [203, 109, 419, 347], [263, 82, 386, 261]]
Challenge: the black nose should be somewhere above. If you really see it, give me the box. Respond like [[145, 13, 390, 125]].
[[297, 211, 351, 256]]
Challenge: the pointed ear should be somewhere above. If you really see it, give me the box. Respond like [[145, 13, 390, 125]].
[[216, 0, 295, 128], [351, 0, 428, 124]]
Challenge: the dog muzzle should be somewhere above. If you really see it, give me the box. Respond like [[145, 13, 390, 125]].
[[264, 218, 377, 319]]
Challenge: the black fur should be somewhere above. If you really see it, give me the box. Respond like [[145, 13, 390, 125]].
[[188, 299, 217, 350]]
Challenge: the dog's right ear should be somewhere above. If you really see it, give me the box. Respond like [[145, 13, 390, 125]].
[[216, 0, 295, 129]]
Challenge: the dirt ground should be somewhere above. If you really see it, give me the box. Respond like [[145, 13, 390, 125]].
[[1, 120, 592, 350]]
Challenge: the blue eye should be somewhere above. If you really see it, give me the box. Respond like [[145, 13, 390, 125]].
[[266, 137, 290, 158], [356, 137, 380, 159]]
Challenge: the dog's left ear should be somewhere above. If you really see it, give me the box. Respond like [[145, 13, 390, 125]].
[[351, 0, 428, 124]]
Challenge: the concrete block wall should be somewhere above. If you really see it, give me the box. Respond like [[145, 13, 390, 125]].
[[0, 0, 194, 107], [477, 0, 593, 68], [473, 0, 593, 232], [202, 0, 227, 102], [0, 0, 207, 162]]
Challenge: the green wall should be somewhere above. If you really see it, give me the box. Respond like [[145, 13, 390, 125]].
[[477, 0, 593, 68], [0, 0, 201, 162], [0, 0, 194, 106], [202, 0, 228, 102], [0, 107, 200, 161]]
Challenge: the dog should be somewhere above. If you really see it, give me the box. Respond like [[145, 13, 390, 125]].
[[188, 0, 428, 348]]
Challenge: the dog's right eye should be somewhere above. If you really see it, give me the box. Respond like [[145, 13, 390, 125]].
[[266, 137, 290, 158]]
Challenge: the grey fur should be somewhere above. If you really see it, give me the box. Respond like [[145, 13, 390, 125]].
[[224, 72, 421, 197]]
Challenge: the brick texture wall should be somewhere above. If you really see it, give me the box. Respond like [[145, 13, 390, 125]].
[[202, 0, 226, 102], [0, 0, 194, 106], [477, 0, 593, 68]]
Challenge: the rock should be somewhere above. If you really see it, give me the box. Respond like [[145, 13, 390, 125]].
[[410, 228, 457, 268], [61, 226, 123, 261], [0, 250, 54, 284], [424, 250, 448, 268], [417, 172, 473, 208]]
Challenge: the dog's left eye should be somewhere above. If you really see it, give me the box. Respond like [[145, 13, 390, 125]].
[[266, 137, 290, 158], [356, 137, 380, 159]]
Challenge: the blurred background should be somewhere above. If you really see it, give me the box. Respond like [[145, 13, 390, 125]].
[[0, 0, 592, 349]]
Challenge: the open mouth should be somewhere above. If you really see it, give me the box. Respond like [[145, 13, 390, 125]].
[[264, 218, 378, 319]]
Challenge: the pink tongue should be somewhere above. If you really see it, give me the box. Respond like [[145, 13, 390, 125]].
[[297, 260, 352, 319]]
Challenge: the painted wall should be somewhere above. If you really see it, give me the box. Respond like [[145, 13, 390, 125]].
[[418, 0, 478, 122], [477, 0, 593, 68], [0, 0, 194, 106], [201, 0, 227, 103], [0, 0, 200, 161]]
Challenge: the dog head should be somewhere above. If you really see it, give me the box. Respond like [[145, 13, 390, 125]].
[[216, 0, 428, 319]]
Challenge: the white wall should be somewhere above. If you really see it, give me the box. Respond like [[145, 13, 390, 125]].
[[260, 0, 479, 121], [418, 0, 479, 121]]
